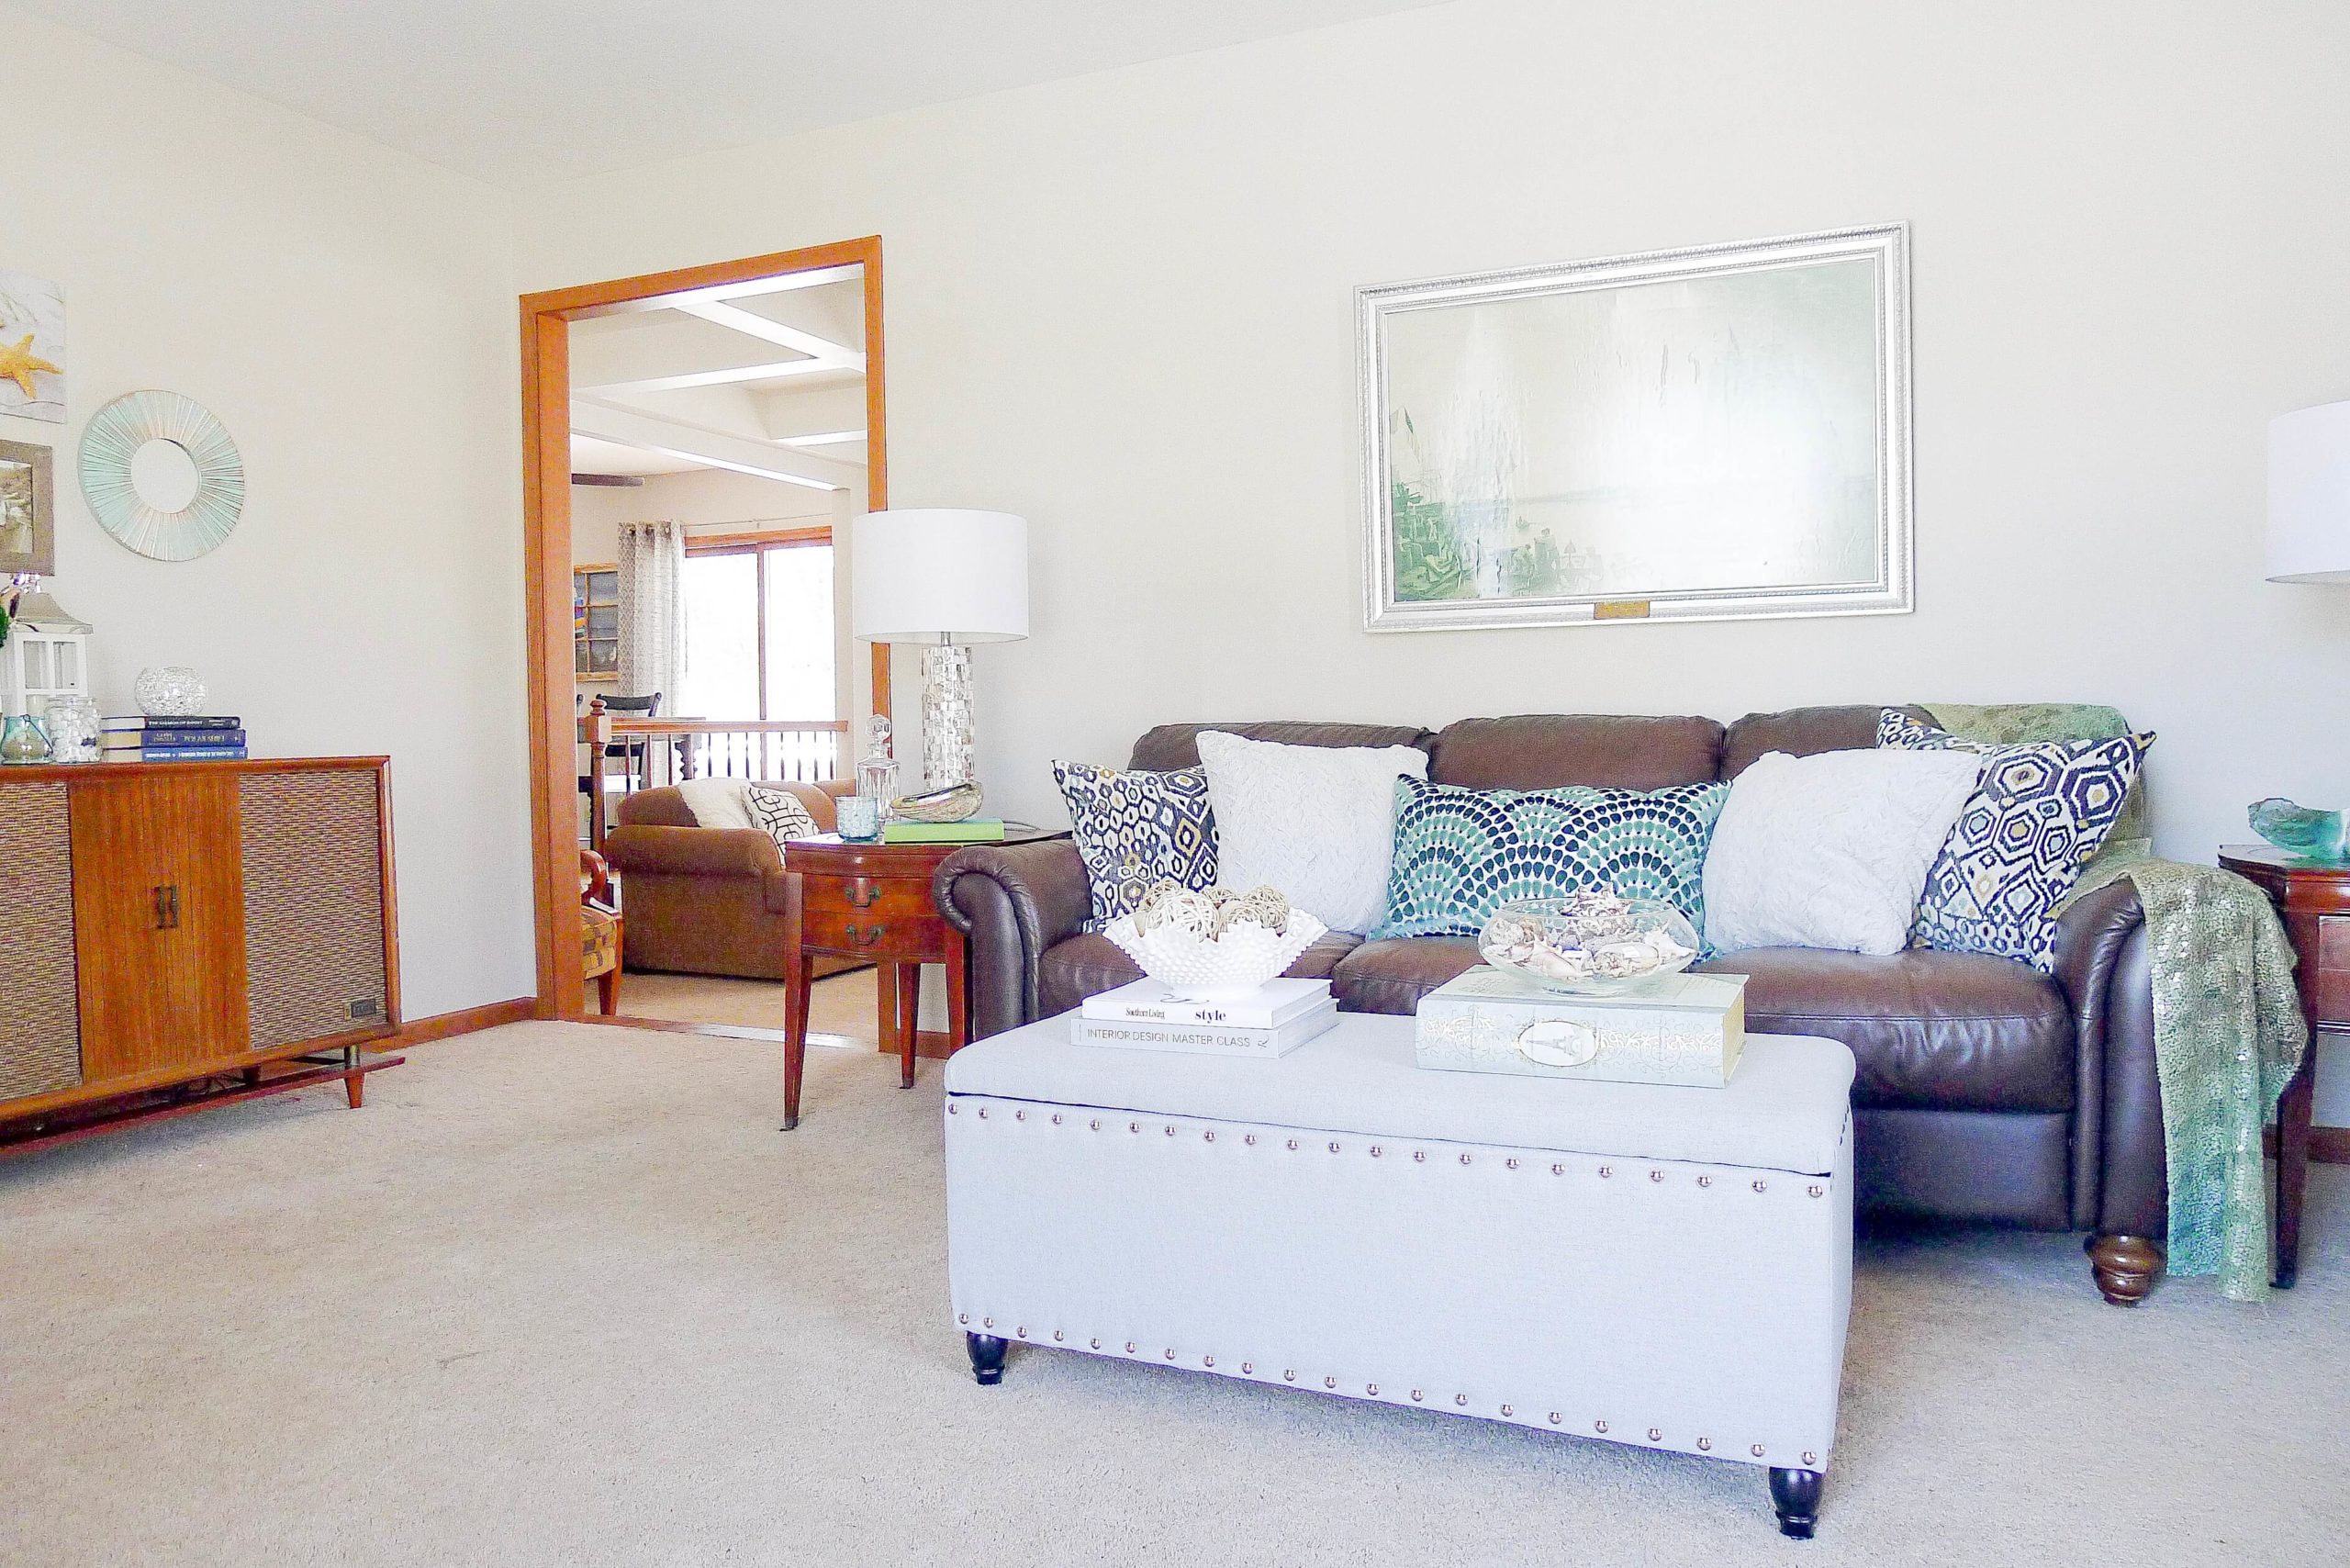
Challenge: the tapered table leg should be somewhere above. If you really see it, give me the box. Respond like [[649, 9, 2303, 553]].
[[783, 954, 814, 1130], [2275, 1054, 2315, 1287], [897, 963, 921, 1088]]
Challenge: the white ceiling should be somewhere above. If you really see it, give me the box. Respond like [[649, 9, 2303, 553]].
[[23, 0, 1448, 185]]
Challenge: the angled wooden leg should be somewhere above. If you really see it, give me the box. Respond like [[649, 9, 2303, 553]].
[[345, 1072, 364, 1109], [945, 930, 970, 1053], [1769, 1467, 1823, 1539], [896, 963, 921, 1089], [783, 953, 814, 1131], [2274, 1054, 2315, 1288], [966, 1332, 1008, 1385]]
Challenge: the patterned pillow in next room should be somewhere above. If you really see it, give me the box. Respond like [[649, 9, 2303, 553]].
[[1053, 760, 1219, 929], [1374, 776, 1729, 944], [743, 781, 824, 854], [1878, 710, 2152, 970]]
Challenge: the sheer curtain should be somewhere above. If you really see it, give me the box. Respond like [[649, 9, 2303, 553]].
[[616, 519, 687, 707]]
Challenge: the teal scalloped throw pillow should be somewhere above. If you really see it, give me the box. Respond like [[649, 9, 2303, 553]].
[[1374, 777, 1729, 943]]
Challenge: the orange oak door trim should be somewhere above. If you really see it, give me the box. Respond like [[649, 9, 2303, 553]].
[[71, 773, 250, 1079]]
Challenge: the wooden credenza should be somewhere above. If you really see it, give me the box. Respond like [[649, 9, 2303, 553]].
[[0, 757, 401, 1147]]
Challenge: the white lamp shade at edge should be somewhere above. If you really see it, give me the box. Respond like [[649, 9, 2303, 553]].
[[2267, 401, 2350, 584], [851, 509, 1030, 643]]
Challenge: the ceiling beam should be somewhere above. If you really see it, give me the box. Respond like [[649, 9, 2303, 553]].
[[566, 264, 864, 319], [570, 400, 856, 491], [577, 359, 850, 397], [671, 299, 864, 369]]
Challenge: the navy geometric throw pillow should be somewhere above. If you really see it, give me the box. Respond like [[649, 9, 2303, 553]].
[[1053, 760, 1218, 930], [1878, 711, 2151, 970], [1373, 776, 1729, 945]]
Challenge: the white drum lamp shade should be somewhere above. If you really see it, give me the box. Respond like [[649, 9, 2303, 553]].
[[852, 509, 1029, 790], [852, 510, 1029, 644], [2268, 401, 2350, 584]]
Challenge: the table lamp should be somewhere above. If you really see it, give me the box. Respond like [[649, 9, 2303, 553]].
[[2269, 400, 2350, 584], [852, 509, 1029, 790]]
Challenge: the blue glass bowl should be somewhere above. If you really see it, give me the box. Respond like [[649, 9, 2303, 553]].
[[2249, 798, 2346, 863]]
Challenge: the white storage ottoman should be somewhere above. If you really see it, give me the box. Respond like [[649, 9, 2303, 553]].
[[943, 1014, 1855, 1537]]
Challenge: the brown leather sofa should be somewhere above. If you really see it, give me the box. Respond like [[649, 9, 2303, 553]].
[[602, 782, 862, 983], [934, 709, 2172, 1305]]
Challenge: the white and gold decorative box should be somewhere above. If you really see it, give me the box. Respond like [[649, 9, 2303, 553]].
[[1415, 967, 1747, 1088]]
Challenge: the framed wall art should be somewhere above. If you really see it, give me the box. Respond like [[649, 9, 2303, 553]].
[[0, 438, 55, 577], [1360, 223, 1911, 632], [0, 271, 66, 423]]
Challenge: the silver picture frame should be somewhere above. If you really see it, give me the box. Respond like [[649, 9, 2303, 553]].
[[1360, 223, 1912, 632]]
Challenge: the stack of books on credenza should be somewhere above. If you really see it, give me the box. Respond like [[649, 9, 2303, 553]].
[[1071, 978, 1339, 1058], [100, 715, 249, 762]]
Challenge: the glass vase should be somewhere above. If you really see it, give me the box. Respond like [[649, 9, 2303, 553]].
[[0, 713, 52, 766]]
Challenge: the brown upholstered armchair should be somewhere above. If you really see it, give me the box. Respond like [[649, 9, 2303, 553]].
[[600, 782, 861, 983]]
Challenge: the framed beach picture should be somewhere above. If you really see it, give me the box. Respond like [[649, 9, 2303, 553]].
[[1360, 224, 1910, 631], [0, 271, 66, 424], [0, 439, 54, 577]]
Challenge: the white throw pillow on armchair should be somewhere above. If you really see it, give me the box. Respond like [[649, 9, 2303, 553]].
[[1196, 730, 1429, 935], [1701, 747, 1983, 956]]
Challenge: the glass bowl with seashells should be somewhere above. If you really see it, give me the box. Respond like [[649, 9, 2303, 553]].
[[1477, 890, 1699, 996], [1104, 880, 1329, 1001]]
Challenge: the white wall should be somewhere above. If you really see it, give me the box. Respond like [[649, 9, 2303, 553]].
[[4, 6, 529, 1017], [517, 0, 2350, 1104]]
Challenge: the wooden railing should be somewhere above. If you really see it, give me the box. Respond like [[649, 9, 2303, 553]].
[[580, 706, 849, 846]]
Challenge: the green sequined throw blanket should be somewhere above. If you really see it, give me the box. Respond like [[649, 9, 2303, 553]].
[[1924, 704, 2309, 1302]]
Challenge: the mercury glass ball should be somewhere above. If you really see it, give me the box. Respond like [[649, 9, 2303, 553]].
[[135, 666, 208, 717]]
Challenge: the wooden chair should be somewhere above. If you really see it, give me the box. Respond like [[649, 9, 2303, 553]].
[[581, 848, 623, 1015]]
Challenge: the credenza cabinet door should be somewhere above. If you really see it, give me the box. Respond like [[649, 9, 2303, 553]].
[[0, 782, 83, 1099], [69, 773, 251, 1081], [240, 768, 390, 1047]]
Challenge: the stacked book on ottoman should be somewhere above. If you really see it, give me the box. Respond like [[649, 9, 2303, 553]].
[[1072, 978, 1338, 1058]]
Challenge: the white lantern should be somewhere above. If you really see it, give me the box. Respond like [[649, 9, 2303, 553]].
[[1, 588, 95, 719]]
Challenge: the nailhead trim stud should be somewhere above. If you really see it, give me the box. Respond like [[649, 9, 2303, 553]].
[[1370, 1145, 1383, 1158], [1164, 1125, 1176, 1137], [1125, 1341, 1136, 1353], [947, 1104, 958, 1115], [1014, 1110, 1025, 1121], [1244, 1134, 1257, 1146], [1241, 1362, 1253, 1374], [1598, 1166, 1612, 1178], [1367, 1383, 1379, 1396], [1500, 1405, 1513, 1417], [958, 1314, 968, 1325], [1203, 1131, 1214, 1142], [1411, 1390, 1424, 1403], [1090, 1338, 1102, 1350], [1053, 1331, 1064, 1342], [1414, 1150, 1427, 1163], [1090, 1119, 1101, 1131], [1287, 1139, 1300, 1151], [1324, 1376, 1337, 1389], [1696, 1438, 1712, 1451], [1809, 1185, 1824, 1198], [1648, 1428, 1663, 1442], [977, 1108, 988, 1119], [1594, 1420, 1607, 1433], [1455, 1394, 1469, 1407], [1649, 1170, 1663, 1182], [1284, 1370, 1296, 1383], [1803, 1451, 1818, 1467], [1164, 1349, 1176, 1360], [1751, 1445, 1766, 1458], [1051, 1114, 1062, 1125], [1203, 1356, 1214, 1367], [1016, 1327, 1027, 1338], [1696, 1176, 1711, 1188], [1551, 1163, 1564, 1175], [1460, 1153, 1472, 1166], [1505, 1158, 1519, 1170], [1328, 1141, 1342, 1154], [1753, 1180, 1767, 1193], [982, 1318, 993, 1328]]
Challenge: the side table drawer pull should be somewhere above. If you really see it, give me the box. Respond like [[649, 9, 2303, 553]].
[[845, 923, 885, 947], [848, 879, 880, 909]]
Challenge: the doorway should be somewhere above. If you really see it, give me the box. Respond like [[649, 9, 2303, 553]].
[[520, 238, 889, 1021]]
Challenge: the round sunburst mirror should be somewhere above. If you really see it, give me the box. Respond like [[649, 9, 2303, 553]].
[[79, 390, 245, 561]]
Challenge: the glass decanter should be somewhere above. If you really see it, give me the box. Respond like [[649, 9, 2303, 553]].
[[856, 712, 900, 806]]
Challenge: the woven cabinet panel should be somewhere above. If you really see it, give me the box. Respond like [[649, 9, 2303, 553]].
[[240, 770, 387, 1049], [0, 783, 81, 1099]]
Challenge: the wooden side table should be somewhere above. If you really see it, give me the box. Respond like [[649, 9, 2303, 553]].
[[2218, 846, 2348, 1288], [779, 825, 1069, 1129]]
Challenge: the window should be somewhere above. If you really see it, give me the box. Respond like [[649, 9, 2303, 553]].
[[677, 532, 837, 722]]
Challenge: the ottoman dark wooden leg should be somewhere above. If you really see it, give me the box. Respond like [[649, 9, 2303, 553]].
[[966, 1332, 1008, 1386], [1769, 1467, 1823, 1539], [2087, 1233, 2164, 1305]]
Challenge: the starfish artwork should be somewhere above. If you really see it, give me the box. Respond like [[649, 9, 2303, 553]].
[[0, 334, 60, 401], [0, 270, 66, 422]]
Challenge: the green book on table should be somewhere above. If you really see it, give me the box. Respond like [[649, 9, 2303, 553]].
[[881, 818, 1007, 844]]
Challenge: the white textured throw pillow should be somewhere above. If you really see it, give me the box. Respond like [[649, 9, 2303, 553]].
[[1196, 731, 1429, 935], [1701, 748, 1983, 956], [677, 777, 756, 830]]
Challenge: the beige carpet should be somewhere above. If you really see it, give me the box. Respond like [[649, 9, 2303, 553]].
[[615, 968, 882, 1039], [2, 1022, 2343, 1567]]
